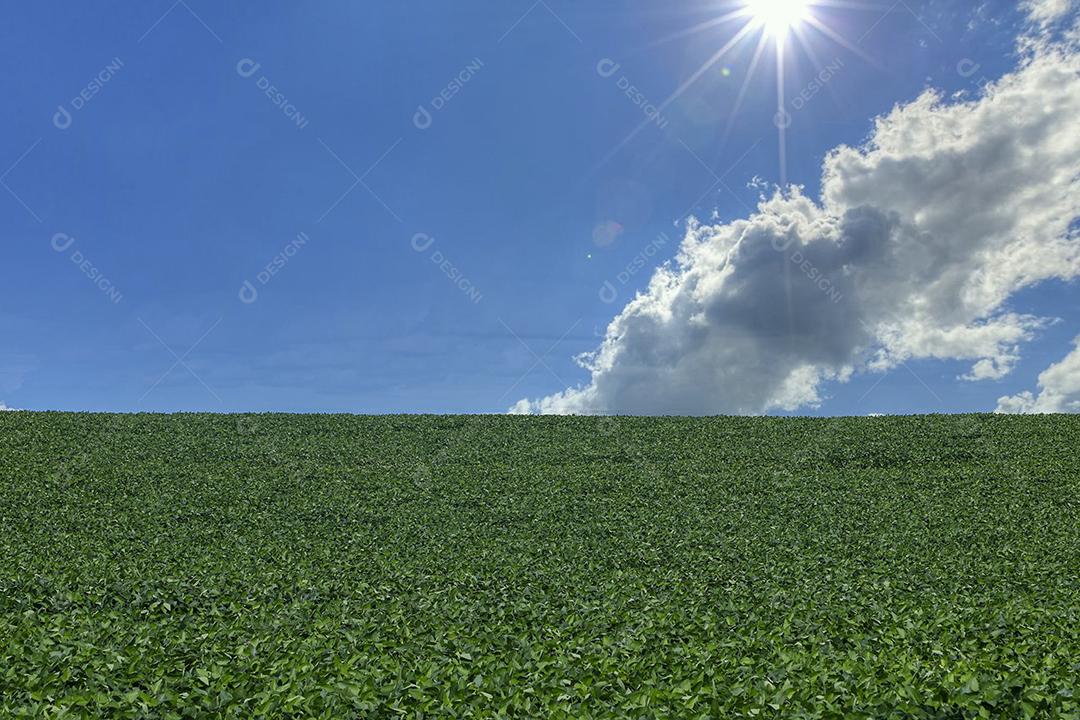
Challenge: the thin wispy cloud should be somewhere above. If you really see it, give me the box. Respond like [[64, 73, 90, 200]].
[[1023, 0, 1076, 27]]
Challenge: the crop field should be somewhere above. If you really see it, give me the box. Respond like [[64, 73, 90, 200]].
[[1, 413, 1078, 718]]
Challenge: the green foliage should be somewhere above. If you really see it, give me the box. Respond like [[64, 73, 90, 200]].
[[1, 413, 1078, 718]]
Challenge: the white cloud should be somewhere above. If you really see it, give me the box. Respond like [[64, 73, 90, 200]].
[[515, 42, 1080, 416], [0, 402, 18, 411], [1023, 0, 1076, 26], [996, 338, 1080, 413]]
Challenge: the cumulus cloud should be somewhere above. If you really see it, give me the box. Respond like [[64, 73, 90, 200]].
[[514, 41, 1080, 416], [0, 402, 18, 411], [996, 338, 1080, 413]]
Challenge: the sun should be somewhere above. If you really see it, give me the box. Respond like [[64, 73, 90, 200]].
[[745, 0, 811, 37]]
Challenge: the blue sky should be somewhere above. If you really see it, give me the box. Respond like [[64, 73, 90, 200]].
[[2, 0, 1078, 414]]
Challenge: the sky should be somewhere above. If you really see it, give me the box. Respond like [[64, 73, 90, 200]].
[[2, 0, 1079, 415]]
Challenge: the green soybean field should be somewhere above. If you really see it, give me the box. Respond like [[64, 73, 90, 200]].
[[1, 412, 1078, 718]]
